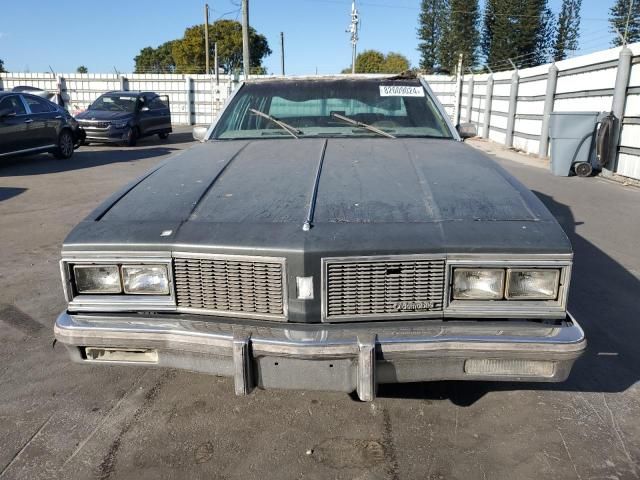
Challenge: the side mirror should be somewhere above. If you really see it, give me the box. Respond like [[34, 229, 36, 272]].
[[0, 107, 15, 119], [192, 126, 208, 142], [140, 106, 150, 112], [457, 122, 477, 140]]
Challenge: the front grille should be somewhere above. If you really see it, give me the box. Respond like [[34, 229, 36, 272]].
[[324, 257, 446, 320], [80, 121, 110, 129], [174, 256, 286, 319]]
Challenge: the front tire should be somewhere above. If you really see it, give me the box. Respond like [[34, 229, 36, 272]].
[[53, 130, 74, 159], [158, 132, 169, 140], [125, 127, 138, 147]]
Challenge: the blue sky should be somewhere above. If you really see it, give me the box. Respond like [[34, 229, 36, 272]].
[[0, 0, 613, 75]]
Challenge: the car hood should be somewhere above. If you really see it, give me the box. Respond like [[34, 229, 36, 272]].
[[65, 138, 570, 254], [76, 110, 134, 121]]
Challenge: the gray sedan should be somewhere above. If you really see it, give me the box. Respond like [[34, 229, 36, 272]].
[[54, 76, 585, 401]]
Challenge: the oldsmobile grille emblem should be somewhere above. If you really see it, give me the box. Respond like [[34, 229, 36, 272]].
[[393, 301, 434, 312]]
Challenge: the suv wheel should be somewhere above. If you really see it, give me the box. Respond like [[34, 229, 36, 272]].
[[53, 130, 74, 159], [125, 127, 138, 147], [158, 132, 169, 140]]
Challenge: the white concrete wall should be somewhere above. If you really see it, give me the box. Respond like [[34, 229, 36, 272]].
[[0, 72, 236, 126], [3, 45, 640, 181], [422, 43, 640, 181]]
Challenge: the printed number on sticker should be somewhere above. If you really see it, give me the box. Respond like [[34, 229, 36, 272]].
[[379, 85, 425, 97]]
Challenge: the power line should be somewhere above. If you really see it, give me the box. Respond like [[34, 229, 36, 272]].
[[302, 0, 616, 21]]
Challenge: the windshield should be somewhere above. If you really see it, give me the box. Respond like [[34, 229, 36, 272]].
[[212, 79, 453, 140], [88, 94, 138, 112]]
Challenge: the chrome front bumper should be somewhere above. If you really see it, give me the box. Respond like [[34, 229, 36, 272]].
[[54, 312, 586, 401]]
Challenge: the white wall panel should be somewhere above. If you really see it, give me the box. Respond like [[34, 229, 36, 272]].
[[491, 99, 510, 113], [516, 100, 545, 115], [513, 136, 540, 154], [619, 124, 640, 148], [514, 118, 543, 136], [489, 129, 506, 144], [518, 79, 547, 97], [490, 115, 508, 129], [617, 152, 640, 179], [493, 84, 512, 97], [556, 68, 617, 94], [554, 96, 613, 112]]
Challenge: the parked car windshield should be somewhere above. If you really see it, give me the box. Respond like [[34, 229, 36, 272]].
[[88, 94, 138, 113], [212, 78, 453, 140]]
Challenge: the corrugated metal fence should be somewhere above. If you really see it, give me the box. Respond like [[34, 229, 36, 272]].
[[2, 43, 640, 181]]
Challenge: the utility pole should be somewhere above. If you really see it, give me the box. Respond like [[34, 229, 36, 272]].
[[280, 32, 285, 76], [242, 0, 250, 78], [204, 3, 210, 74], [214, 42, 219, 85], [453, 53, 463, 126], [346, 0, 359, 74]]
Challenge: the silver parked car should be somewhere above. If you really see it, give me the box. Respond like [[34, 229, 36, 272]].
[[54, 76, 585, 401]]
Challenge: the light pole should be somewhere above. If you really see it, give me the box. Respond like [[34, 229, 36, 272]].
[[346, 1, 359, 74]]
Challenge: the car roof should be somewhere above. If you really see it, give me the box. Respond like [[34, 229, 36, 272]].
[[103, 90, 158, 97], [245, 74, 417, 84]]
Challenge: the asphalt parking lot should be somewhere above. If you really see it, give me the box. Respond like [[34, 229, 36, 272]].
[[1, 128, 639, 480]]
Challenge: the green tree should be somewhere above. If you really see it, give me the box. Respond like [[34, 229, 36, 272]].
[[0, 59, 5, 73], [172, 21, 270, 74], [133, 20, 270, 74], [354, 50, 385, 73], [76, 65, 88, 73], [610, 0, 640, 46], [482, 0, 554, 69], [439, 0, 480, 74], [345, 50, 410, 73], [134, 41, 177, 73], [417, 0, 448, 72], [554, 0, 581, 60], [535, 3, 556, 64], [383, 52, 410, 72]]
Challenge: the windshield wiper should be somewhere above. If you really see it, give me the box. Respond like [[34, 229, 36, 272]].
[[249, 108, 301, 139], [330, 112, 396, 139]]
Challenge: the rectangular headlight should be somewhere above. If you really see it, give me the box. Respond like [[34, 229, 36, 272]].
[[122, 265, 169, 295], [506, 269, 560, 300], [73, 265, 122, 294], [452, 268, 504, 300]]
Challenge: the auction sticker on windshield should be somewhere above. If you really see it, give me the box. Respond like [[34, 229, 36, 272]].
[[379, 85, 425, 97]]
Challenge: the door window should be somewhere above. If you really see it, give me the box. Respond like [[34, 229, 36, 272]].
[[0, 95, 27, 115], [149, 97, 168, 110], [23, 95, 54, 114]]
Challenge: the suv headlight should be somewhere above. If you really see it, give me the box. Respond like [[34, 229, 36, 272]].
[[452, 268, 504, 300], [73, 265, 122, 294], [506, 269, 560, 300], [122, 265, 170, 295], [111, 120, 128, 129]]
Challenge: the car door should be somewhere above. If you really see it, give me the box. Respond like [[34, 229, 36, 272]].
[[149, 95, 171, 132], [137, 95, 156, 136], [21, 94, 59, 148], [0, 95, 30, 155]]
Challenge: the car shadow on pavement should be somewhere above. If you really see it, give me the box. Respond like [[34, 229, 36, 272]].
[[378, 190, 640, 405], [0, 187, 27, 202], [0, 146, 179, 177]]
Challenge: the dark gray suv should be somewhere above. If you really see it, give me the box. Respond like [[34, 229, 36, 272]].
[[76, 91, 172, 146], [0, 91, 85, 159]]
